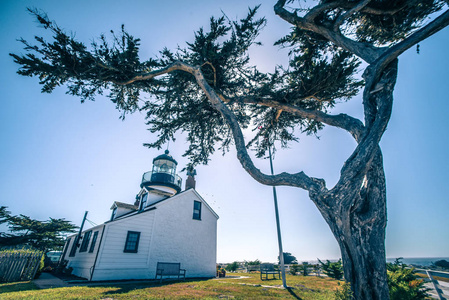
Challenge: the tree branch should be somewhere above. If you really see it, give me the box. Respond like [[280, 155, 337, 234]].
[[361, 9, 449, 127], [274, 0, 384, 63], [109, 61, 190, 85], [333, 0, 372, 32], [219, 94, 365, 142], [374, 9, 449, 80], [187, 66, 327, 194], [115, 59, 327, 193]]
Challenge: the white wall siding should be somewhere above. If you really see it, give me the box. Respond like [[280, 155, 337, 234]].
[[91, 210, 156, 280], [67, 189, 218, 281], [149, 189, 217, 278], [65, 225, 105, 280]]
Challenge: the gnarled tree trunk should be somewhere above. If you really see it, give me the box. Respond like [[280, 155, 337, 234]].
[[320, 151, 389, 300]]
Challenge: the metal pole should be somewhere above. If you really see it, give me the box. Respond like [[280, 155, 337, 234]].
[[75, 211, 88, 249], [269, 146, 287, 288]]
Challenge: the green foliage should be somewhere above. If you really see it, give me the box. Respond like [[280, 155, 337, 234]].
[[433, 259, 449, 269], [301, 262, 309, 276], [246, 259, 261, 266], [0, 206, 77, 252], [12, 2, 446, 165], [318, 259, 344, 280], [386, 258, 429, 300], [347, 0, 445, 45], [225, 261, 239, 272], [9, 5, 367, 166], [289, 264, 300, 275], [34, 253, 46, 279], [278, 252, 298, 264], [334, 281, 354, 300]]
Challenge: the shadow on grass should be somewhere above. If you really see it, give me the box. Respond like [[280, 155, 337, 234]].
[[99, 278, 204, 296], [0, 281, 39, 293], [286, 287, 303, 300]]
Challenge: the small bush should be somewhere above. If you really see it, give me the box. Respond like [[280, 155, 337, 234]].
[[301, 262, 309, 276], [290, 264, 300, 275], [387, 258, 429, 300], [318, 259, 344, 280], [34, 254, 45, 279], [334, 281, 354, 300], [433, 259, 449, 269], [225, 261, 239, 272]]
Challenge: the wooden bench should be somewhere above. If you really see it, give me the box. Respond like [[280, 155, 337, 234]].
[[260, 263, 280, 280], [246, 265, 259, 273], [155, 262, 186, 283]]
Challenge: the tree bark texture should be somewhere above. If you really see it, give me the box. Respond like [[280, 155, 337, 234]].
[[318, 151, 389, 300]]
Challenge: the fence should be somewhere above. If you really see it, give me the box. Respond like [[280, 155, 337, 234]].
[[0, 250, 43, 283], [415, 269, 449, 300]]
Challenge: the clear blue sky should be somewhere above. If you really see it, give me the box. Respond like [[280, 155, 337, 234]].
[[1, 0, 448, 263]]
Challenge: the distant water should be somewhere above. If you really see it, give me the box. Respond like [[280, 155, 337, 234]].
[[386, 257, 449, 267], [301, 257, 449, 267]]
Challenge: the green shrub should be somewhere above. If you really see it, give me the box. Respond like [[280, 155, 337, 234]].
[[34, 253, 45, 279], [433, 259, 449, 269], [225, 261, 239, 272], [246, 259, 261, 265], [387, 258, 429, 300], [319, 259, 344, 280], [301, 262, 309, 276], [289, 264, 300, 275], [334, 281, 354, 300]]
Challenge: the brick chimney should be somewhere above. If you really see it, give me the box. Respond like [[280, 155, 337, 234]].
[[185, 167, 197, 190]]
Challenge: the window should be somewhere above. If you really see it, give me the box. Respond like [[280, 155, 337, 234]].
[[193, 201, 202, 220], [61, 237, 71, 261], [139, 193, 148, 211], [69, 236, 78, 257], [124, 231, 140, 253], [111, 207, 117, 221], [89, 231, 99, 253], [79, 231, 92, 252]]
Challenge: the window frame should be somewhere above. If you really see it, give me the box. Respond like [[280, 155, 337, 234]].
[[88, 231, 99, 253], [139, 193, 148, 211], [79, 230, 92, 252], [61, 237, 71, 261], [123, 231, 141, 253], [111, 206, 117, 221], [193, 200, 202, 220], [69, 236, 78, 257]]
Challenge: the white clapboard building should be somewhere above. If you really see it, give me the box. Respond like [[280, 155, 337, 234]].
[[60, 151, 219, 281]]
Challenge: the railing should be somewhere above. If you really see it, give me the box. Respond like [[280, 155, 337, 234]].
[[416, 269, 449, 299], [141, 171, 182, 190]]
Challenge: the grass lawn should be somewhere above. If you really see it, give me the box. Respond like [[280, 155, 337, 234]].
[[0, 273, 342, 299]]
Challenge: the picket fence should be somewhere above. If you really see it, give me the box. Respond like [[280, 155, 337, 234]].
[[0, 251, 43, 283]]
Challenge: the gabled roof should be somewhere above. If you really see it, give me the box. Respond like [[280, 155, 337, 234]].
[[110, 201, 138, 210], [146, 188, 219, 219], [106, 188, 218, 224]]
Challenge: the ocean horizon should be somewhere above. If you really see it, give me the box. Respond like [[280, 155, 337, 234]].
[[386, 257, 449, 267], [296, 257, 449, 267]]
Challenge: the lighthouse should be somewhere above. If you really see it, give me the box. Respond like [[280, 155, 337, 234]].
[[140, 150, 182, 196]]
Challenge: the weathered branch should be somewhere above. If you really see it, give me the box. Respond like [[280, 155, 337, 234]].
[[187, 66, 327, 194], [336, 59, 397, 195], [109, 61, 190, 85], [274, 0, 384, 63], [333, 0, 371, 31], [304, 1, 343, 23], [115, 59, 327, 194], [374, 9, 449, 81], [361, 9, 449, 128], [219, 94, 365, 142]]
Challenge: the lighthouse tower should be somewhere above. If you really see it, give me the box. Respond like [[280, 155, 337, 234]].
[[140, 150, 182, 196]]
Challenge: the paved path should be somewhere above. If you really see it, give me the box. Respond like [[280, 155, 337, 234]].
[[33, 272, 70, 289]]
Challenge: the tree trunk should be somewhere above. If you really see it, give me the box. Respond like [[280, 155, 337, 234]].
[[320, 150, 389, 300]]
